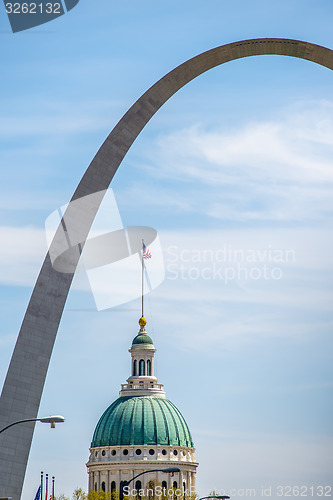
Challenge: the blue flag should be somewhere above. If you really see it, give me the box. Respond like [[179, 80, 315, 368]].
[[34, 485, 41, 500]]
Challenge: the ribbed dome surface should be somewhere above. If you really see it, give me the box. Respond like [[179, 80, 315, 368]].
[[132, 333, 154, 345], [91, 396, 193, 448]]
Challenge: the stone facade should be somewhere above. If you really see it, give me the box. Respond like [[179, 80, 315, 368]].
[[86, 444, 197, 496]]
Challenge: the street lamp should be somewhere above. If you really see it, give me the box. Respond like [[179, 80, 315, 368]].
[[0, 415, 65, 434], [120, 467, 180, 500]]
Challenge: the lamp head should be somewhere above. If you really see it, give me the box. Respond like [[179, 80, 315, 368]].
[[39, 415, 65, 428]]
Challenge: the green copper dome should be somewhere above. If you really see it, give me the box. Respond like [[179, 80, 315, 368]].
[[91, 396, 193, 448], [132, 333, 154, 345]]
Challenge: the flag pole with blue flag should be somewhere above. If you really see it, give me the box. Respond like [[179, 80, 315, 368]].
[[34, 485, 41, 500]]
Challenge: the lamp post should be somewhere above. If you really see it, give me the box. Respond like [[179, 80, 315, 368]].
[[0, 415, 65, 434], [120, 467, 180, 500], [0, 416, 63, 499]]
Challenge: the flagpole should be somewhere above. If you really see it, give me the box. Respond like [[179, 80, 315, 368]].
[[52, 476, 55, 500], [41, 471, 43, 500], [46, 474, 48, 500], [141, 239, 144, 318]]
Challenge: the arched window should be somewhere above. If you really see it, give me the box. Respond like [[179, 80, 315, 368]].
[[102, 482, 106, 492], [147, 359, 152, 376], [162, 481, 167, 492], [111, 481, 116, 499], [173, 481, 178, 499], [183, 482, 186, 499], [139, 359, 145, 375], [133, 359, 137, 376], [135, 480, 142, 498], [94, 483, 97, 492]]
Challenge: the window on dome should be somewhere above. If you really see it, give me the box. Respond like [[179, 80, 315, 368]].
[[102, 450, 106, 456], [162, 449, 167, 455], [111, 450, 116, 456], [133, 359, 137, 376], [147, 359, 152, 376], [135, 449, 142, 455], [173, 450, 178, 455], [139, 359, 145, 375], [149, 449, 155, 455], [123, 449, 128, 455]]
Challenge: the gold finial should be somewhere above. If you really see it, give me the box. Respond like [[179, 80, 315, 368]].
[[139, 317, 147, 327]]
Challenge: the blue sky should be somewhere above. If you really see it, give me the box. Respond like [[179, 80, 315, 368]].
[[0, 0, 333, 498]]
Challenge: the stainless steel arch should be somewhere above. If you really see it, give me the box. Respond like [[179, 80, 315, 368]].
[[0, 38, 332, 499]]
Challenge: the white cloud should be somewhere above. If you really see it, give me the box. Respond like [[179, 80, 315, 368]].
[[133, 100, 333, 222], [2, 225, 333, 308], [0, 226, 46, 286]]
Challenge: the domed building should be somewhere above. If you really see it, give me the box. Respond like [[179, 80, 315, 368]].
[[86, 317, 198, 496]]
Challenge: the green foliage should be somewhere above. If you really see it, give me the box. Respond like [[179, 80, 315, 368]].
[[110, 489, 118, 500], [87, 490, 111, 500], [55, 486, 197, 500], [73, 488, 87, 500]]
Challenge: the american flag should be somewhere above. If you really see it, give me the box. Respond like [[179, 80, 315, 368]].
[[142, 242, 152, 260]]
